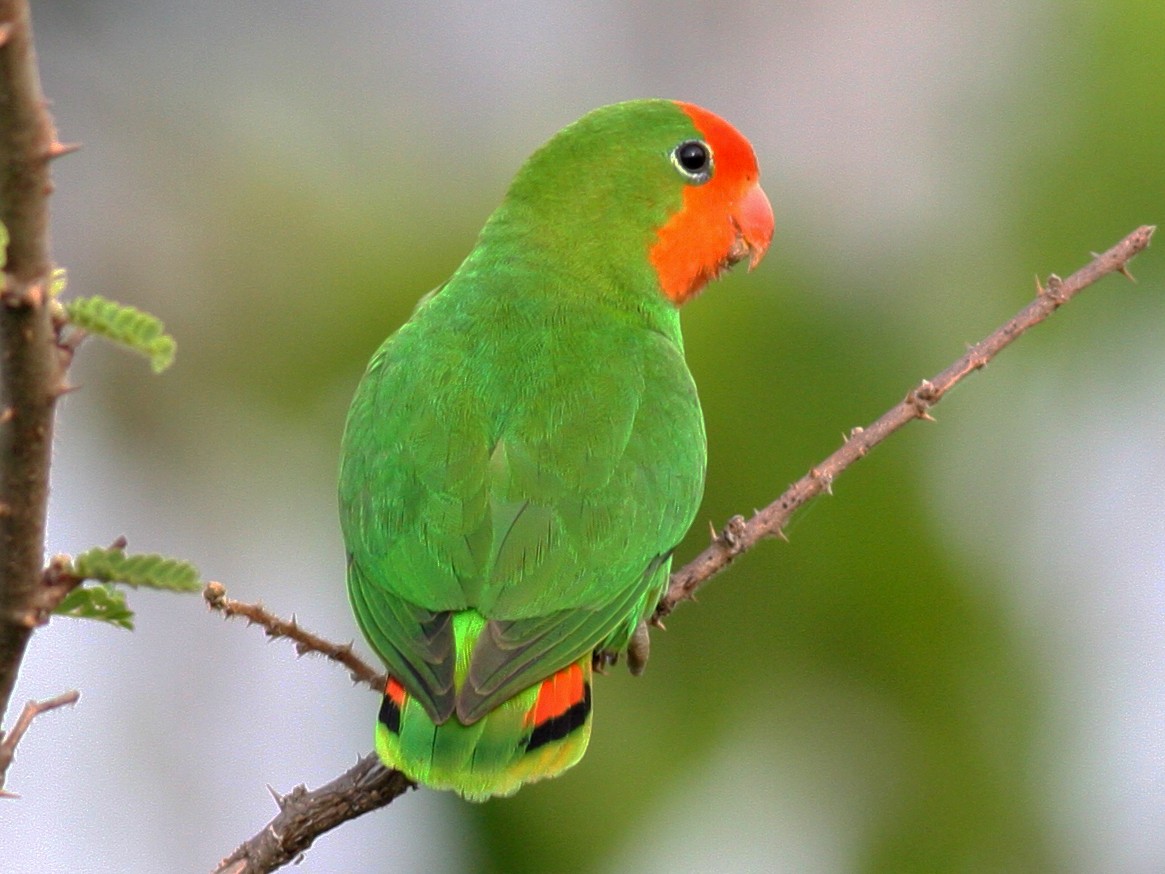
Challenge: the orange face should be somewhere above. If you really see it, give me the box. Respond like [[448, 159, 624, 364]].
[[649, 102, 774, 305]]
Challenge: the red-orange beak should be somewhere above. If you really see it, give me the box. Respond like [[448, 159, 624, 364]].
[[734, 182, 774, 270]]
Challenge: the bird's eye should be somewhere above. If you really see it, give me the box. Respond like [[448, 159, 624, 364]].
[[671, 140, 712, 183]]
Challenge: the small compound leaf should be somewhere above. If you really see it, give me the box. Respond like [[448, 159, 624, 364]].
[[53, 584, 135, 630], [64, 295, 176, 373], [69, 547, 201, 592]]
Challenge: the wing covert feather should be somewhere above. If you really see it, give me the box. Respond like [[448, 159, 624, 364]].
[[340, 284, 705, 721]]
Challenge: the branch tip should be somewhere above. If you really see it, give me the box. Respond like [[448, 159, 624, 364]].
[[208, 582, 384, 692], [0, 689, 81, 795], [203, 580, 227, 608]]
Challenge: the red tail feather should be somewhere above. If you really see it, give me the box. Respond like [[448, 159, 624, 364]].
[[523, 660, 592, 752], [525, 662, 585, 728]]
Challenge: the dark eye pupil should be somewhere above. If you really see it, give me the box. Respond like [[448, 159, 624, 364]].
[[677, 141, 708, 173]]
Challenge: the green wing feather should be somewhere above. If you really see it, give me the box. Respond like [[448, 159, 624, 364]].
[[340, 262, 705, 724]]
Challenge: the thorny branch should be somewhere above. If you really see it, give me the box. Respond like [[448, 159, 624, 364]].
[[656, 224, 1156, 619], [203, 581, 383, 691], [212, 754, 414, 874], [0, 688, 79, 796], [211, 225, 1154, 873], [0, 0, 75, 742]]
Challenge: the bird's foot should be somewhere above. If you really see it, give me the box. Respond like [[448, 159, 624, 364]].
[[627, 621, 650, 676]]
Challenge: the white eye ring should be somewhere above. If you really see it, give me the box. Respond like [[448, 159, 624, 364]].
[[671, 139, 713, 183]]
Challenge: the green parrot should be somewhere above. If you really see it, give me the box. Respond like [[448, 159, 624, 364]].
[[340, 99, 772, 801]]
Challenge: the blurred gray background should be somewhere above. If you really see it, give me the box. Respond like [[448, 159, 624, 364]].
[[5, 2, 1164, 871]]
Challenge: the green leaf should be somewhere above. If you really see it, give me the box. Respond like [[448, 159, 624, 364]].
[[69, 547, 201, 592], [0, 221, 7, 269], [51, 548, 199, 629], [54, 584, 135, 630], [64, 294, 177, 373]]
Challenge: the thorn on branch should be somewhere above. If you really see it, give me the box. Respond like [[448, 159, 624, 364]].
[[265, 783, 288, 810], [907, 379, 937, 422], [43, 140, 81, 161], [810, 467, 834, 495], [50, 380, 78, 399], [718, 514, 747, 548], [1039, 273, 1066, 304], [844, 426, 870, 458]]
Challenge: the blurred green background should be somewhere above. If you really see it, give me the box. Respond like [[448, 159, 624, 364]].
[[6, 2, 1163, 872]]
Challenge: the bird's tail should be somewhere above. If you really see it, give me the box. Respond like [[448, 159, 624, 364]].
[[375, 655, 593, 801]]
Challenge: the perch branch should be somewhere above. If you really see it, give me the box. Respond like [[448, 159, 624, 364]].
[[202, 585, 408, 873], [0, 0, 70, 726], [212, 753, 414, 874], [216, 225, 1154, 871], [656, 223, 1156, 620], [203, 581, 384, 691]]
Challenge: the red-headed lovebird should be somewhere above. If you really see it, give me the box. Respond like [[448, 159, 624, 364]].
[[340, 99, 773, 800]]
